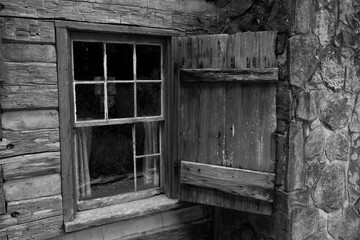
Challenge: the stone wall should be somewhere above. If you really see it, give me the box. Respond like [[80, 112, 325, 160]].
[[288, 0, 360, 239]]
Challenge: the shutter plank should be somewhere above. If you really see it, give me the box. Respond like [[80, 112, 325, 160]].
[[180, 161, 274, 202]]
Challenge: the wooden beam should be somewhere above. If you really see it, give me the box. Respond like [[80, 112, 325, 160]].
[[180, 161, 275, 202], [180, 68, 278, 83], [56, 21, 184, 36]]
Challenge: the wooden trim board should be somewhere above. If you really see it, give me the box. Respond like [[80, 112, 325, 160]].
[[180, 68, 278, 83], [180, 161, 275, 202]]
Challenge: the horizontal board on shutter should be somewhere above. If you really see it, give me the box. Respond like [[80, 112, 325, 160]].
[[180, 161, 275, 202], [180, 68, 278, 82]]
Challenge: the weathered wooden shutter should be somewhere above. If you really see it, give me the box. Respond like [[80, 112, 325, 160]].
[[176, 32, 278, 215]]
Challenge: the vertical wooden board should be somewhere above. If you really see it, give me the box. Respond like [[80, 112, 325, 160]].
[[226, 83, 276, 173], [0, 166, 5, 214], [257, 31, 277, 68], [56, 27, 76, 222]]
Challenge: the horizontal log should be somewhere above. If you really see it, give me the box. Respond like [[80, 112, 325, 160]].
[[0, 17, 55, 43], [3, 174, 61, 201], [0, 215, 63, 240], [0, 129, 59, 158], [7, 195, 63, 225], [0, 195, 63, 229], [180, 68, 279, 82], [2, 110, 59, 131], [4, 62, 57, 85], [180, 161, 275, 202], [65, 195, 180, 232], [0, 85, 58, 109], [1, 152, 61, 180], [3, 44, 56, 62], [56, 20, 182, 36], [0, 1, 217, 34]]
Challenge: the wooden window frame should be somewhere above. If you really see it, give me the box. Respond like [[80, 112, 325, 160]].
[[56, 21, 179, 224]]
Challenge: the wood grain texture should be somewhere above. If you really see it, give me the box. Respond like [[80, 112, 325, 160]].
[[3, 174, 61, 201], [0, 215, 63, 240], [178, 32, 277, 214], [3, 62, 57, 85], [0, 1, 217, 34], [56, 20, 182, 36], [180, 68, 278, 82], [0, 195, 63, 228], [2, 110, 59, 131], [2, 44, 56, 62], [78, 188, 163, 211], [0, 129, 59, 158], [57, 27, 76, 222], [0, 17, 55, 43], [0, 84, 58, 109], [180, 161, 275, 202], [0, 152, 60, 180], [0, 30, 6, 82], [0, 166, 5, 214], [51, 205, 209, 240], [65, 195, 180, 232]]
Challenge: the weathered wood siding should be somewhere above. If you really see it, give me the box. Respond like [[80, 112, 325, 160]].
[[177, 32, 277, 215], [0, 1, 218, 239]]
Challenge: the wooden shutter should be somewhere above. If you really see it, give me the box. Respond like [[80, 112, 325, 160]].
[[176, 32, 278, 215]]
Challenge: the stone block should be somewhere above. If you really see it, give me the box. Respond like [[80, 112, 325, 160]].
[[321, 49, 346, 90], [313, 163, 346, 212], [319, 93, 355, 130], [297, 90, 328, 122], [325, 132, 349, 162], [287, 122, 305, 191], [314, 9, 335, 47], [289, 34, 320, 88], [304, 125, 326, 160], [291, 207, 318, 240]]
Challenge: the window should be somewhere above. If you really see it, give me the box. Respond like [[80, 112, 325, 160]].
[[70, 35, 164, 209], [57, 23, 178, 225]]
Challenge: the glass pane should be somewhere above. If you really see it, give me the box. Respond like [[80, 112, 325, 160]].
[[107, 43, 133, 81], [136, 45, 161, 80], [75, 84, 104, 121], [136, 156, 160, 191], [76, 124, 135, 200], [137, 83, 161, 117], [135, 122, 160, 155], [108, 83, 134, 119], [73, 42, 104, 81]]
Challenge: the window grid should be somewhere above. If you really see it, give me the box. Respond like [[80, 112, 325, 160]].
[[72, 40, 163, 198]]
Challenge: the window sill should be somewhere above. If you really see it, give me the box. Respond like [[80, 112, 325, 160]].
[[64, 195, 180, 233]]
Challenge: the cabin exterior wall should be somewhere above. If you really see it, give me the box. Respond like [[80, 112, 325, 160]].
[[0, 1, 217, 239]]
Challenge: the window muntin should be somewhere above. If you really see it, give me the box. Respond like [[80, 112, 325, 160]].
[[71, 37, 163, 204]]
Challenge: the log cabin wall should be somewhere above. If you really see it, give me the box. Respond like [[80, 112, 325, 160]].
[[0, 1, 217, 239]]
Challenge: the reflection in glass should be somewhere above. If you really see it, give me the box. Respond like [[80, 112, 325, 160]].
[[73, 42, 104, 81], [107, 83, 134, 119], [75, 84, 104, 120], [136, 122, 160, 155], [136, 157, 160, 191], [136, 45, 161, 80], [107, 43, 133, 80], [76, 124, 134, 200], [137, 83, 161, 117]]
